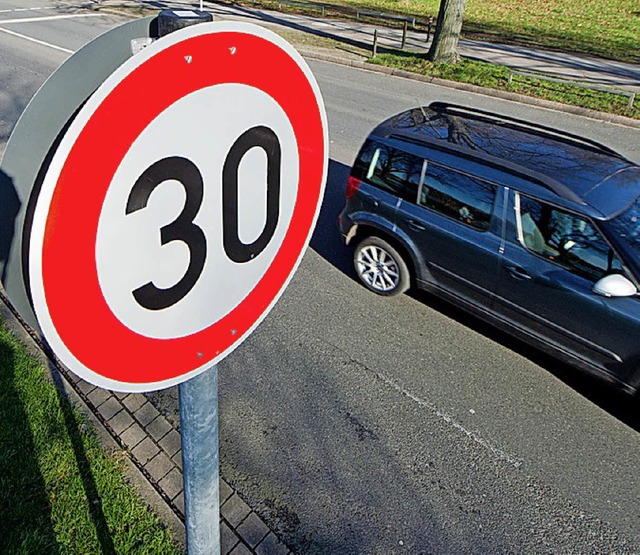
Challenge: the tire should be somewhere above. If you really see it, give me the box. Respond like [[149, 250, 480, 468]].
[[353, 236, 410, 296]]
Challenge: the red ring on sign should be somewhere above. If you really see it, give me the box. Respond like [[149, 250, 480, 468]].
[[40, 30, 325, 384]]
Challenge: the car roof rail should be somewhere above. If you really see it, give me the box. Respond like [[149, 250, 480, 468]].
[[386, 131, 586, 205], [427, 102, 625, 159]]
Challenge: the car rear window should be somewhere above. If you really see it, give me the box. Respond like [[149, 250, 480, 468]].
[[352, 140, 422, 201]]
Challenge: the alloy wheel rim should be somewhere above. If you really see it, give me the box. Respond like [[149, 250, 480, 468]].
[[356, 245, 400, 292]]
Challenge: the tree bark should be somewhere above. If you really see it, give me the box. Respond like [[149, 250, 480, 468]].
[[428, 0, 468, 64]]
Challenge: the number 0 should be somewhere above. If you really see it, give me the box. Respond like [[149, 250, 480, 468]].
[[223, 126, 281, 263]]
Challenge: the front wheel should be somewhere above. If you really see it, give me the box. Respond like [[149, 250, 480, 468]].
[[353, 236, 410, 296]]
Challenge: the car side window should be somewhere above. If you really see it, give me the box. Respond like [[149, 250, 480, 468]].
[[517, 194, 624, 282], [418, 162, 496, 231], [353, 140, 422, 201]]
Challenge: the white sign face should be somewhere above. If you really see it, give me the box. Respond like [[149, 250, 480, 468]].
[[28, 22, 328, 392]]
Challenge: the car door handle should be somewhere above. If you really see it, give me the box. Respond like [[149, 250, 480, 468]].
[[406, 219, 426, 231], [507, 266, 532, 280]]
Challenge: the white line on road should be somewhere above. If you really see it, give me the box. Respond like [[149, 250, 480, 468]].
[[0, 13, 102, 24], [375, 371, 525, 468], [0, 7, 47, 12], [0, 26, 73, 54]]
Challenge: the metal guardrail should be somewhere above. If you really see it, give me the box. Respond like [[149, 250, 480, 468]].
[[508, 70, 636, 109]]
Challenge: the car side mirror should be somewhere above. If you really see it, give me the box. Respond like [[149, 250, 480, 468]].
[[593, 274, 638, 298]]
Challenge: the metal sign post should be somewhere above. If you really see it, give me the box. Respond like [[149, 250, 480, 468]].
[[179, 366, 220, 554], [158, 11, 220, 554]]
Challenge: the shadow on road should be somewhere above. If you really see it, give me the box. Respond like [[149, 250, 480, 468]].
[[309, 158, 352, 275], [411, 288, 640, 433]]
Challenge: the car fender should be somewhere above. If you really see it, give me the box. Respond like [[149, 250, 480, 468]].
[[347, 211, 433, 284]]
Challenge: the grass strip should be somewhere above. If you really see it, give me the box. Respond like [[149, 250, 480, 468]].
[[368, 52, 639, 119], [0, 324, 181, 554]]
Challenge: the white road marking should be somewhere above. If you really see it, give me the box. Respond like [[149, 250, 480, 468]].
[[0, 13, 102, 24], [375, 371, 525, 468], [0, 26, 73, 53]]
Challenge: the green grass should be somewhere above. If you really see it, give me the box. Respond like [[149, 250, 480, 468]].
[[239, 0, 639, 63], [0, 324, 181, 554], [368, 52, 640, 118]]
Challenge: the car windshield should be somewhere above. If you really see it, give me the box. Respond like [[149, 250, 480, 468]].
[[607, 196, 640, 270]]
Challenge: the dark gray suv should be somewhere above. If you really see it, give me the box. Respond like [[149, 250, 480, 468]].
[[338, 103, 640, 395]]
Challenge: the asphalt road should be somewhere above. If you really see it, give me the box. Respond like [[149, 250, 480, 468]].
[[1, 2, 639, 553]]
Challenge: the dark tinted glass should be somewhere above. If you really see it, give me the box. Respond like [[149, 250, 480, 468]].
[[607, 196, 640, 264], [351, 140, 378, 180], [418, 163, 495, 231], [519, 195, 623, 281], [386, 107, 631, 201], [353, 140, 422, 201]]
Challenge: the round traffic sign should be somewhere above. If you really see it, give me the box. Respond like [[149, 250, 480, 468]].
[[29, 21, 328, 392]]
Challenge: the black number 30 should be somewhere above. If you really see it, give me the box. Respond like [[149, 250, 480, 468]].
[[126, 126, 282, 311]]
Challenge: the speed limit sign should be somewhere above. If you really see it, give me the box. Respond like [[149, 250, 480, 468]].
[[28, 21, 328, 392]]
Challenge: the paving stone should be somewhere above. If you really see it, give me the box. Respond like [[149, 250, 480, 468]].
[[76, 380, 96, 395], [108, 409, 134, 435], [122, 393, 146, 413], [65, 371, 81, 384], [112, 391, 128, 399], [133, 401, 160, 427], [256, 533, 290, 555], [119, 422, 146, 450], [230, 543, 252, 555], [97, 397, 123, 421], [145, 451, 174, 482], [173, 492, 185, 517], [87, 387, 110, 407], [172, 451, 183, 470], [159, 429, 181, 458], [221, 521, 240, 555], [220, 479, 233, 504], [131, 437, 160, 464], [237, 512, 269, 548], [147, 414, 172, 442], [158, 467, 183, 500], [222, 493, 251, 528]]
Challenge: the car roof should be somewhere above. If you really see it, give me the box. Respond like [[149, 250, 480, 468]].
[[371, 103, 640, 219]]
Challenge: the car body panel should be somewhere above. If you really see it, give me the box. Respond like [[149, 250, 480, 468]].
[[338, 103, 640, 395]]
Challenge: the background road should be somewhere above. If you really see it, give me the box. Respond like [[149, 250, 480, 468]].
[[1, 2, 639, 553]]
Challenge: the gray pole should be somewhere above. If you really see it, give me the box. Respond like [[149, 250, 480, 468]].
[[162, 9, 218, 554], [179, 366, 220, 554]]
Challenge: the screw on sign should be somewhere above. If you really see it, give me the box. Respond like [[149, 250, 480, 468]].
[[28, 21, 328, 393]]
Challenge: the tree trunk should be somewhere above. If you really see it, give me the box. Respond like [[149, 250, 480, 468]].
[[428, 0, 468, 64]]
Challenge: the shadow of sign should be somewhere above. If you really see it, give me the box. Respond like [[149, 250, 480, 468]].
[[0, 331, 59, 552], [0, 169, 21, 286]]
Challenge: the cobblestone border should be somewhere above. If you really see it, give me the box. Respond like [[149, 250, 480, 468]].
[[0, 292, 289, 555]]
